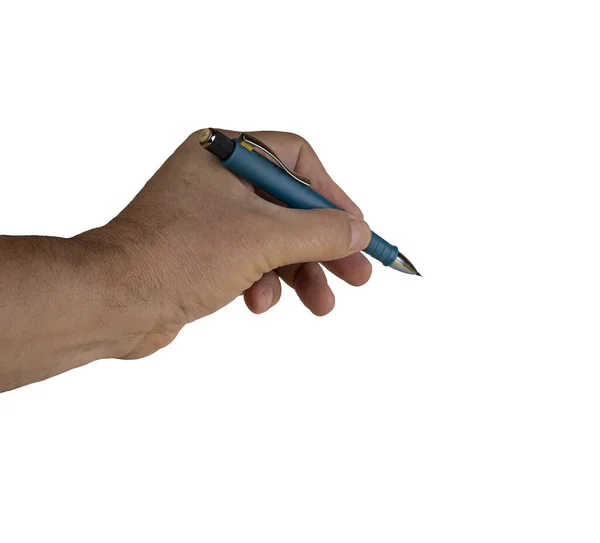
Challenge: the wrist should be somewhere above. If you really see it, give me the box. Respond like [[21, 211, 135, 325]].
[[67, 227, 160, 360]]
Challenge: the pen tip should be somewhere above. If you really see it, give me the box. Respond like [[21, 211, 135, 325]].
[[390, 251, 420, 276]]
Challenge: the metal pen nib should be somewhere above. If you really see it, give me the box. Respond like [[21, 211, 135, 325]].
[[390, 251, 421, 276]]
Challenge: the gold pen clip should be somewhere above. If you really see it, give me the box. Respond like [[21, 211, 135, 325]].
[[240, 133, 311, 186]]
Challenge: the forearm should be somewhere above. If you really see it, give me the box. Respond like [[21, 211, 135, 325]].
[[0, 232, 150, 392]]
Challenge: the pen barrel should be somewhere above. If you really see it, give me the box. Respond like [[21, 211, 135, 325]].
[[222, 141, 398, 267], [223, 141, 336, 209]]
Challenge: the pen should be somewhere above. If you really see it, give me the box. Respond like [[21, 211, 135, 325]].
[[198, 128, 420, 276]]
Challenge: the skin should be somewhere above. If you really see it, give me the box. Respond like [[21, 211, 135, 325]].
[[0, 130, 373, 393]]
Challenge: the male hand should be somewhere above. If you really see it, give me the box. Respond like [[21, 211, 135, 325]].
[[86, 130, 373, 359]]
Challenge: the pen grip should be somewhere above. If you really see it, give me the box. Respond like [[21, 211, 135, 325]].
[[222, 141, 398, 266]]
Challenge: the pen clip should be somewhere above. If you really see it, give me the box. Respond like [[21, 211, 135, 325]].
[[240, 133, 311, 186]]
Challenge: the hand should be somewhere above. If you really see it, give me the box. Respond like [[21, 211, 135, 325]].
[[82, 130, 373, 359]]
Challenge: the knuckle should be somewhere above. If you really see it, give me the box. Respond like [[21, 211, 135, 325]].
[[285, 132, 308, 146], [237, 210, 281, 269], [316, 209, 352, 251]]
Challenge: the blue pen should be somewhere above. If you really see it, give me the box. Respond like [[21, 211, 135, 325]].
[[198, 129, 419, 275]]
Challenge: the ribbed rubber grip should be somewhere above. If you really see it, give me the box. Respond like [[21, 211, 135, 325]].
[[365, 232, 398, 266]]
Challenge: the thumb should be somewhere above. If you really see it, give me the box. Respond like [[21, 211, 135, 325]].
[[268, 208, 372, 268]]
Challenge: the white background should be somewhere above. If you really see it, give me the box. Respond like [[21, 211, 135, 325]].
[[1, 1, 599, 541]]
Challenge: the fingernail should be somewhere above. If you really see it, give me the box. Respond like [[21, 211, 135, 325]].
[[350, 220, 368, 251], [349, 205, 364, 219], [261, 288, 273, 311]]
